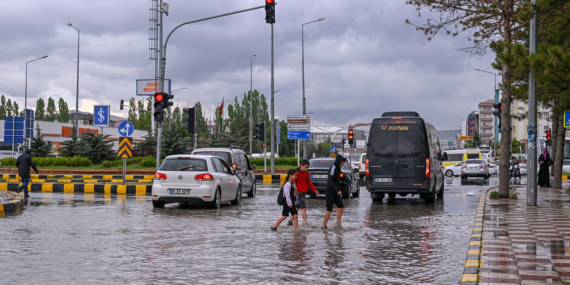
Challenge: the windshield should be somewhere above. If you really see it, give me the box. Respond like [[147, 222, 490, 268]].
[[310, 160, 335, 168], [194, 151, 232, 164], [159, 158, 208, 171]]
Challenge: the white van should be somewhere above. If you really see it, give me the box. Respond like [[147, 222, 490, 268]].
[[359, 152, 366, 178]]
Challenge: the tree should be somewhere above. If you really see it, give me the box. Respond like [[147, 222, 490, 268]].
[[161, 126, 191, 158], [31, 123, 52, 157], [6, 99, 13, 117], [128, 97, 137, 125], [0, 95, 6, 119], [35, 98, 45, 120], [316, 140, 332, 158], [58, 98, 69, 123], [13, 102, 20, 117], [404, 0, 550, 198], [58, 126, 85, 157], [133, 131, 157, 157], [511, 139, 526, 155], [78, 131, 114, 164], [45, 97, 57, 122]]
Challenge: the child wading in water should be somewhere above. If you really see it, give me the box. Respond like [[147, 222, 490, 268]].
[[288, 159, 319, 226], [271, 169, 299, 231]]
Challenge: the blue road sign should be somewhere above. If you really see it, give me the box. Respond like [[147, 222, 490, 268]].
[[331, 146, 337, 153], [287, 130, 311, 140], [25, 109, 34, 138], [118, 121, 134, 137], [276, 124, 281, 144], [565, 111, 570, 128], [94, 105, 110, 127], [4, 117, 25, 144], [447, 141, 452, 146]]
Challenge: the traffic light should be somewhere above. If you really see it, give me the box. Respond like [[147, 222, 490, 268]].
[[546, 129, 552, 146], [492, 103, 502, 129], [153, 92, 165, 122], [342, 138, 346, 146], [183, 107, 196, 133], [163, 93, 174, 109], [120, 99, 124, 110], [348, 129, 354, 145], [255, 122, 265, 142], [265, 0, 275, 24]]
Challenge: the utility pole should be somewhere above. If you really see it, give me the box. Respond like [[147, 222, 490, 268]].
[[249, 54, 256, 155], [270, 23, 275, 174], [156, 0, 166, 170], [527, 0, 538, 206]]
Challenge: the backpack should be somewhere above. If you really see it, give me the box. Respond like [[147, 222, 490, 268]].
[[277, 181, 289, 206]]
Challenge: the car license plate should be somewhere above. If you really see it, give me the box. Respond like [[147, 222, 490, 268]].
[[313, 175, 327, 179], [169, 189, 190, 195], [374, 178, 392, 183]]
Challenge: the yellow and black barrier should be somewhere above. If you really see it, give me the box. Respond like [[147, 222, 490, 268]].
[[1, 174, 154, 180], [0, 193, 25, 215], [0, 183, 151, 195], [255, 174, 287, 184]]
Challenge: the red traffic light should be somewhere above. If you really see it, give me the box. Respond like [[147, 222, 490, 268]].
[[266, 0, 274, 3], [348, 129, 354, 135], [546, 131, 551, 136], [155, 93, 164, 102]]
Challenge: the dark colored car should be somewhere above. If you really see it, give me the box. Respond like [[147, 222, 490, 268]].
[[308, 158, 360, 199]]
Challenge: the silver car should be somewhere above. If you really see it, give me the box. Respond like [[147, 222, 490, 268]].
[[461, 159, 490, 180], [151, 154, 242, 209]]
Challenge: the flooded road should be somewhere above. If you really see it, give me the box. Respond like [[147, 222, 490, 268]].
[[0, 177, 503, 284]]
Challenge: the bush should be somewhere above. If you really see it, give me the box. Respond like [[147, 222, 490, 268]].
[[489, 191, 499, 199], [140, 156, 156, 167], [101, 160, 122, 168], [249, 157, 298, 167], [0, 158, 17, 167]]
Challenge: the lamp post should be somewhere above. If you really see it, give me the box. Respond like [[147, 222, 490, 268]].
[[302, 17, 325, 159], [25, 55, 48, 148], [67, 23, 80, 137], [474, 68, 500, 161], [249, 54, 256, 155]]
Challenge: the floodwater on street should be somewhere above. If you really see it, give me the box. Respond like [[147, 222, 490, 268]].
[[0, 176, 510, 284]]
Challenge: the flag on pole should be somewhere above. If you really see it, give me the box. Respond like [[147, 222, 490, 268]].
[[219, 98, 224, 115]]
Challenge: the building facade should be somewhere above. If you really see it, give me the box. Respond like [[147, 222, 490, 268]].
[[478, 99, 495, 144]]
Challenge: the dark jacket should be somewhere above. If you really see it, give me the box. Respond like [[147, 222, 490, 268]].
[[16, 150, 39, 178], [326, 155, 346, 195]]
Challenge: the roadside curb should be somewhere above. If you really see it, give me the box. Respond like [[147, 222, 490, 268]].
[[1, 174, 154, 180], [0, 191, 25, 215], [0, 183, 151, 195], [254, 174, 287, 184], [460, 186, 495, 284]]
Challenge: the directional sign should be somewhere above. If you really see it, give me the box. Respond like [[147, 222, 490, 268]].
[[25, 109, 34, 138], [136, 79, 171, 96], [276, 124, 281, 144], [4, 117, 24, 144], [331, 146, 337, 153], [118, 137, 133, 159], [460, 136, 473, 141], [287, 115, 310, 131], [287, 130, 311, 140], [565, 111, 570, 128], [447, 141, 452, 146], [94, 105, 110, 127], [118, 121, 134, 137], [331, 152, 337, 159]]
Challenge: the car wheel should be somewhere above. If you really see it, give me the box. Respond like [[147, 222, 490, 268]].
[[445, 170, 454, 177], [152, 200, 165, 209], [247, 181, 256, 197], [231, 185, 242, 205], [342, 186, 350, 199], [353, 181, 360, 197], [484, 174, 489, 180], [206, 188, 221, 209], [372, 193, 384, 203], [425, 189, 436, 203]]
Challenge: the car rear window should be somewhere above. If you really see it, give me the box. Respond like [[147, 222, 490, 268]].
[[466, 153, 480, 159], [310, 160, 334, 168], [194, 151, 232, 164], [159, 158, 208, 171], [466, 160, 483, 164]]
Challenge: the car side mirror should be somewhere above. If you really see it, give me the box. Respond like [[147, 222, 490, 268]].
[[233, 169, 239, 175], [441, 153, 448, 161], [251, 164, 256, 170]]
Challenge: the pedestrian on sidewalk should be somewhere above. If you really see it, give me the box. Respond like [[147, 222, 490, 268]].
[[271, 169, 299, 231], [16, 149, 39, 197], [321, 155, 346, 230], [287, 160, 319, 226], [538, 147, 551, 187]]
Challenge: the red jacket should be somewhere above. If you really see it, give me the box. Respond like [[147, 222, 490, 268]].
[[295, 169, 317, 194]]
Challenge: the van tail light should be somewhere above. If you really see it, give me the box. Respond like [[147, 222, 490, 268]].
[[425, 158, 430, 178], [365, 159, 369, 177], [340, 173, 344, 179], [480, 165, 486, 168], [154, 172, 167, 180], [195, 173, 214, 181], [232, 163, 237, 169]]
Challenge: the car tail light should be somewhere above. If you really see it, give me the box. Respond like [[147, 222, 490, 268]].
[[462, 165, 467, 169], [365, 158, 369, 177], [232, 163, 237, 169], [340, 173, 344, 178], [195, 173, 214, 181], [519, 165, 526, 168], [154, 172, 167, 180], [425, 158, 430, 178], [480, 165, 486, 168]]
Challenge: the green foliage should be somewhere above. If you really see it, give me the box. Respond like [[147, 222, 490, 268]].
[[0, 94, 6, 119], [0, 158, 17, 166], [249, 157, 299, 167], [511, 139, 526, 154], [31, 123, 53, 157], [101, 160, 122, 168], [58, 98, 70, 123], [45, 97, 57, 122], [35, 98, 45, 121], [58, 126, 82, 157], [161, 126, 191, 158], [0, 156, 91, 167], [140, 156, 156, 167], [316, 141, 332, 158], [489, 191, 499, 199], [78, 131, 114, 164]]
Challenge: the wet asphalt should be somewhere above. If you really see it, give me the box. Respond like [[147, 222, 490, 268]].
[[0, 176, 516, 284]]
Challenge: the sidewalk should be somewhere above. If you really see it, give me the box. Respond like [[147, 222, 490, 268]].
[[462, 183, 570, 284]]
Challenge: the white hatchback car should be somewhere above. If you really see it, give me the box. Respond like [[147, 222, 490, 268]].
[[152, 154, 242, 209], [444, 161, 465, 177]]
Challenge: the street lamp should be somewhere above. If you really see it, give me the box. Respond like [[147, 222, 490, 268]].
[[67, 23, 80, 137], [474, 68, 501, 160], [250, 53, 256, 155], [301, 17, 325, 159], [25, 55, 48, 148]]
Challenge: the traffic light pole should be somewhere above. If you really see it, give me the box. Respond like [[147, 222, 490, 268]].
[[270, 23, 275, 174], [156, 2, 164, 170], [527, 0, 538, 206]]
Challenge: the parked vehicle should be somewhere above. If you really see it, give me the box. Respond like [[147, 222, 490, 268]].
[[151, 154, 242, 209], [365, 111, 445, 203], [192, 146, 257, 197], [359, 153, 367, 179], [461, 159, 489, 180], [444, 161, 465, 177], [308, 158, 360, 199], [441, 149, 482, 168]]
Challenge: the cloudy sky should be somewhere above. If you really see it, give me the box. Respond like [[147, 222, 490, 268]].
[[0, 0, 497, 131]]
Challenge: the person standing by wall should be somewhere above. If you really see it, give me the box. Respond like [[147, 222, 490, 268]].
[[538, 147, 551, 187], [16, 149, 39, 197]]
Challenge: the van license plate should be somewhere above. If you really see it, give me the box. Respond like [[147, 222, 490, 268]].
[[374, 178, 392, 183], [169, 189, 190, 194]]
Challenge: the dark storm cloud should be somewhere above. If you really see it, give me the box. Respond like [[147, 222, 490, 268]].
[[0, 0, 496, 130]]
